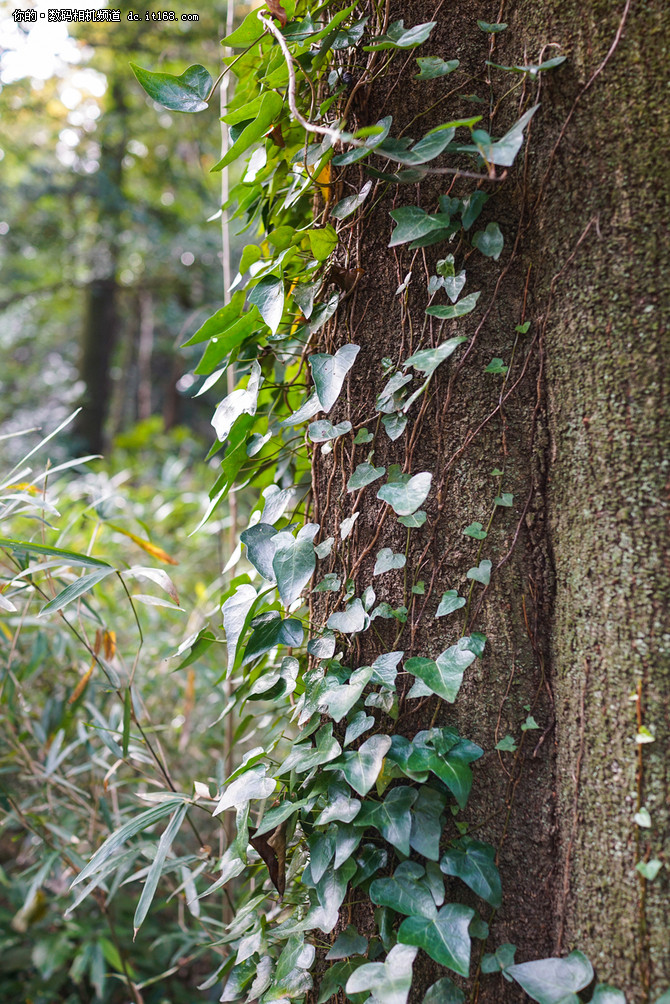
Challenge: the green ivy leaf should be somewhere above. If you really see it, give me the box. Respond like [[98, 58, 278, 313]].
[[485, 357, 508, 373], [212, 361, 264, 441], [495, 492, 514, 506], [382, 412, 409, 440], [354, 427, 374, 444], [423, 977, 466, 1003], [213, 91, 284, 170], [130, 62, 212, 113], [365, 18, 437, 51], [242, 615, 303, 664], [477, 104, 539, 167], [463, 521, 487, 539], [327, 597, 366, 634], [308, 419, 353, 442], [221, 7, 265, 47], [426, 290, 481, 319], [440, 838, 502, 907], [405, 639, 477, 703], [389, 206, 452, 247], [405, 336, 466, 377], [307, 224, 338, 261], [248, 275, 285, 335], [398, 510, 427, 528], [240, 522, 278, 580], [636, 859, 663, 880], [410, 786, 447, 860], [467, 559, 492, 585], [272, 529, 317, 606], [472, 221, 504, 260], [495, 735, 518, 752], [345, 711, 375, 747], [315, 787, 361, 826], [506, 951, 594, 1004], [355, 786, 418, 855], [436, 590, 466, 617], [415, 57, 460, 79], [281, 723, 342, 774], [374, 547, 406, 576], [481, 943, 517, 974], [346, 943, 418, 1003], [325, 734, 392, 795], [589, 989, 627, 1004], [331, 181, 373, 221], [326, 925, 368, 960], [398, 903, 473, 975], [213, 765, 276, 816], [477, 20, 507, 32], [377, 472, 432, 515], [348, 462, 386, 491], [460, 191, 489, 229], [310, 344, 360, 413], [323, 667, 373, 723], [370, 861, 436, 918]]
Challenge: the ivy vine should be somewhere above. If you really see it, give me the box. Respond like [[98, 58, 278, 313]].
[[64, 2, 666, 1003]]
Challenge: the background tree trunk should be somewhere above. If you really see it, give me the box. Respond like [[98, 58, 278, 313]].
[[312, 1, 668, 1000]]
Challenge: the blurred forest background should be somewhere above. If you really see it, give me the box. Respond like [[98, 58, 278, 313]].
[[1, 3, 254, 1001]]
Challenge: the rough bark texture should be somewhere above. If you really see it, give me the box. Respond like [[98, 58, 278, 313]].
[[311, 0, 668, 1000]]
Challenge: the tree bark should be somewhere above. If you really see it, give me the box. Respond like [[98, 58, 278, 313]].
[[311, 1, 668, 1000]]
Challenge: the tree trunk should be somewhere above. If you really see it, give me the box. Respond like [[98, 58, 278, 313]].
[[312, 1, 668, 1000]]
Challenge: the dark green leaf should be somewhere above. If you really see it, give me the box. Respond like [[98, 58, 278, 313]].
[[423, 978, 465, 1003], [477, 20, 507, 32], [410, 786, 447, 860], [326, 925, 368, 960], [472, 221, 504, 260], [415, 57, 460, 79], [242, 616, 303, 664], [325, 734, 392, 795], [440, 839, 502, 907], [426, 291, 481, 319], [436, 590, 466, 617], [355, 786, 418, 855], [398, 903, 473, 975]]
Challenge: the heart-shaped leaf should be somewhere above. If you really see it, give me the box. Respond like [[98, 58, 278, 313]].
[[326, 924, 368, 960], [415, 57, 460, 79], [590, 987, 627, 1004], [212, 361, 264, 441], [377, 471, 432, 515], [404, 336, 465, 377], [423, 978, 465, 1003], [374, 547, 406, 576], [348, 462, 386, 491], [440, 838, 502, 907], [272, 531, 316, 606], [308, 419, 352, 442], [130, 62, 212, 113], [309, 344, 360, 412], [467, 559, 492, 585], [405, 640, 477, 703], [242, 616, 303, 664], [213, 765, 275, 816], [327, 597, 367, 634], [506, 951, 594, 1004], [426, 291, 481, 319], [398, 903, 473, 975], [472, 221, 504, 260], [323, 666, 373, 723], [436, 590, 466, 617], [248, 275, 285, 335], [371, 860, 436, 918]]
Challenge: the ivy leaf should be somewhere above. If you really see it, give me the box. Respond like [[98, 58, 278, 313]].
[[213, 765, 275, 816], [415, 57, 460, 79], [345, 711, 375, 746], [340, 512, 360, 539], [495, 735, 518, 752], [388, 206, 451, 247], [442, 270, 467, 302], [325, 734, 392, 795], [212, 361, 264, 441], [130, 63, 212, 113], [315, 536, 335, 558], [463, 521, 487, 539], [377, 472, 432, 515], [312, 859, 357, 933], [410, 786, 447, 860], [365, 18, 436, 50], [248, 275, 284, 335], [481, 943, 517, 974], [323, 666, 373, 723], [480, 104, 539, 167], [495, 492, 514, 506], [436, 590, 466, 617], [440, 839, 502, 907], [382, 412, 409, 440], [407, 729, 482, 808], [240, 522, 279, 580], [405, 336, 466, 377], [425, 291, 481, 319], [310, 344, 360, 413], [327, 597, 366, 634], [222, 583, 257, 673], [423, 978, 466, 1003], [506, 951, 594, 1004], [477, 20, 507, 32], [405, 640, 477, 703], [467, 559, 492, 585], [331, 181, 373, 221], [315, 788, 361, 826], [398, 510, 427, 528], [370, 650, 403, 688], [326, 925, 368, 960], [371, 861, 436, 918], [281, 723, 342, 774], [589, 988, 627, 1004], [307, 224, 338, 261], [460, 191, 489, 229], [272, 530, 316, 606], [398, 903, 473, 975], [374, 548, 406, 576], [346, 943, 418, 1003], [242, 615, 303, 664], [348, 462, 386, 491], [308, 419, 352, 442], [472, 222, 504, 260], [355, 786, 418, 855], [213, 91, 283, 170]]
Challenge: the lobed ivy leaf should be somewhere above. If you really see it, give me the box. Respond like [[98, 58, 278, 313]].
[[398, 903, 473, 975], [212, 361, 264, 441], [213, 764, 276, 816], [410, 785, 447, 860], [388, 206, 452, 247], [481, 942, 517, 974], [365, 18, 437, 50], [472, 221, 504, 260], [590, 988, 627, 1004], [374, 547, 406, 576], [348, 462, 386, 491], [242, 615, 303, 664], [325, 734, 392, 794], [398, 509, 427, 528], [405, 336, 466, 377], [440, 838, 502, 907], [323, 666, 373, 723], [405, 639, 477, 703], [371, 861, 436, 918], [423, 977, 465, 1003], [355, 786, 418, 855], [326, 925, 368, 960], [415, 56, 460, 79], [308, 419, 352, 442], [436, 590, 466, 617], [327, 597, 366, 634]]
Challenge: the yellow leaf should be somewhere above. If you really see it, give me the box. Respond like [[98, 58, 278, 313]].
[[315, 162, 331, 203]]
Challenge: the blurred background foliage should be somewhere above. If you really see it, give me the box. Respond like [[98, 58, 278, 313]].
[[0, 2, 258, 1000]]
